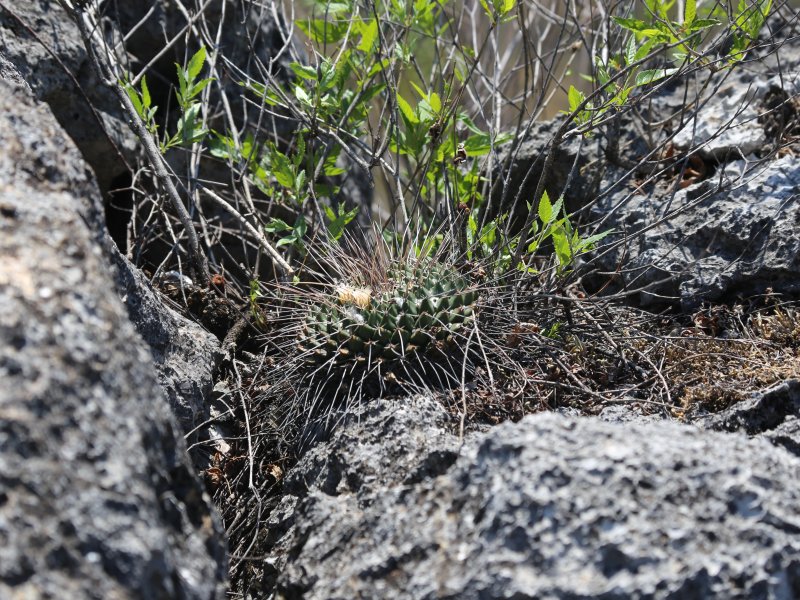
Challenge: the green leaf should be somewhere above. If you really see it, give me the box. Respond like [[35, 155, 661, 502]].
[[208, 134, 236, 160], [323, 163, 346, 176], [124, 82, 143, 118], [634, 37, 660, 61], [496, 0, 516, 17], [684, 0, 696, 26], [688, 18, 720, 30], [478, 0, 494, 21], [358, 18, 379, 52], [176, 103, 208, 145], [265, 218, 291, 233], [175, 63, 188, 104], [187, 47, 207, 82], [141, 75, 151, 109], [320, 2, 350, 14], [319, 62, 339, 91], [396, 93, 419, 123], [577, 229, 613, 251], [567, 85, 584, 112], [458, 112, 484, 134], [358, 83, 386, 105], [290, 63, 318, 80], [270, 146, 296, 189], [295, 18, 349, 43], [538, 191, 553, 223], [367, 58, 391, 78], [552, 228, 573, 268], [325, 204, 359, 240], [188, 77, 214, 100], [612, 17, 653, 33], [409, 81, 427, 100], [294, 85, 312, 106], [294, 169, 307, 195], [294, 215, 307, 240], [624, 36, 637, 67], [635, 67, 678, 86], [462, 134, 491, 156], [428, 92, 442, 113]]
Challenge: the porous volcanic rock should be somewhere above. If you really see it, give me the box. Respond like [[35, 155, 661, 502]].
[[111, 251, 222, 437], [0, 0, 137, 192], [698, 379, 800, 457], [1, 5, 222, 437], [0, 79, 226, 598], [268, 397, 800, 599], [591, 153, 800, 308], [584, 32, 800, 308]]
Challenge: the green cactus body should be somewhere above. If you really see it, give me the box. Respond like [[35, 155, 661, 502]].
[[298, 261, 476, 370]]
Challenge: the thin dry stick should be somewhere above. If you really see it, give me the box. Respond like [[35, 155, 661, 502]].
[[200, 186, 295, 276], [60, 0, 211, 286], [459, 320, 480, 443]]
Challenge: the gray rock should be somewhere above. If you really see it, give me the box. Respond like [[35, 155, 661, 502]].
[[0, 79, 226, 597], [110, 1, 297, 89], [270, 400, 800, 599], [0, 0, 137, 192], [112, 252, 221, 437], [592, 154, 800, 308], [597, 403, 673, 426], [671, 73, 795, 159], [669, 17, 800, 159], [698, 379, 800, 457], [262, 395, 461, 592], [568, 25, 800, 308], [0, 10, 222, 436]]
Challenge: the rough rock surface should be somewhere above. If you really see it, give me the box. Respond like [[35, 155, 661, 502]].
[[262, 396, 462, 593], [0, 0, 136, 192], [669, 16, 800, 159], [592, 154, 800, 308], [1, 3, 222, 437], [491, 19, 800, 309], [268, 397, 800, 599], [491, 118, 603, 220], [698, 379, 800, 457], [0, 79, 226, 598], [583, 38, 800, 308], [112, 252, 221, 437]]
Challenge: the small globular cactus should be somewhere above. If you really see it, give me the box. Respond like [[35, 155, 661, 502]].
[[298, 259, 477, 375]]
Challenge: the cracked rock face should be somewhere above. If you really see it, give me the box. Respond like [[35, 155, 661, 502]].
[[1, 0, 222, 440], [267, 397, 800, 599], [0, 0, 138, 192], [585, 35, 800, 309], [592, 154, 800, 309], [0, 79, 227, 599]]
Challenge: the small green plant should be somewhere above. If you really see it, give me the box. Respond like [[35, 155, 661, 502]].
[[726, 0, 773, 61], [566, 0, 773, 133], [123, 46, 214, 152], [123, 75, 158, 135], [468, 191, 610, 274], [265, 215, 308, 253], [273, 232, 484, 433], [248, 279, 267, 328], [165, 47, 214, 151], [122, 0, 605, 283]]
